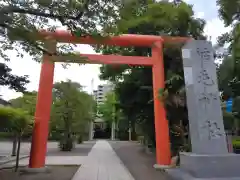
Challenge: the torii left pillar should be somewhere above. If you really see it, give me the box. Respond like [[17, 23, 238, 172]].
[[29, 41, 56, 168]]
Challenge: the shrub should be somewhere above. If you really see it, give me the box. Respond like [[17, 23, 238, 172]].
[[0, 106, 32, 171], [233, 137, 240, 148], [0, 107, 32, 135], [223, 111, 235, 131], [0, 132, 12, 139], [77, 135, 83, 144]]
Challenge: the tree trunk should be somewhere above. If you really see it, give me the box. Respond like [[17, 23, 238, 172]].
[[234, 118, 239, 136], [131, 121, 136, 140], [11, 136, 17, 156], [15, 135, 21, 172]]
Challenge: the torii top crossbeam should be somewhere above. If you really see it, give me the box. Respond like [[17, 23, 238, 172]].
[[39, 30, 189, 47], [38, 30, 190, 65]]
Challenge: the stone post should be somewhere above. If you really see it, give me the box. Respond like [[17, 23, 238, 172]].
[[182, 40, 227, 154], [166, 40, 240, 180]]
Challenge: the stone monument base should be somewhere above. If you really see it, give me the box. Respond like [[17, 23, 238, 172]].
[[166, 152, 240, 180]]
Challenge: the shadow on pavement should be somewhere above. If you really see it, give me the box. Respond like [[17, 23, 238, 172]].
[[109, 141, 170, 180]]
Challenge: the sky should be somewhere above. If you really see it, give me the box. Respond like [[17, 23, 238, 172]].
[[0, 0, 231, 100]]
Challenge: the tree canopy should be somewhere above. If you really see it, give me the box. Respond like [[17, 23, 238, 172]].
[[217, 0, 240, 97], [50, 80, 94, 144], [0, 0, 128, 61], [0, 106, 33, 171], [98, 92, 117, 122], [217, 0, 240, 26], [0, 63, 29, 93], [10, 91, 37, 116], [9, 80, 95, 145], [98, 0, 205, 151]]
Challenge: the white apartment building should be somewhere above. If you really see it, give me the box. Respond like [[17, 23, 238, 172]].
[[89, 83, 115, 140], [93, 83, 114, 105]]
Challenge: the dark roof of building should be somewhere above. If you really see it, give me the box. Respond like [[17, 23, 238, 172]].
[[0, 98, 11, 106]]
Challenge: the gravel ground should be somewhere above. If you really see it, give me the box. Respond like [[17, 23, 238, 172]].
[[0, 166, 79, 180], [109, 141, 170, 180]]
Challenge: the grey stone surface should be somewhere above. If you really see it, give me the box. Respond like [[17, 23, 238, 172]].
[[180, 152, 240, 178], [182, 40, 228, 154], [167, 151, 240, 180], [166, 168, 240, 180], [0, 155, 29, 166], [4, 156, 86, 166]]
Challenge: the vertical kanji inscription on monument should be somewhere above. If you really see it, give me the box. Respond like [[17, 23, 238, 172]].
[[182, 40, 228, 154]]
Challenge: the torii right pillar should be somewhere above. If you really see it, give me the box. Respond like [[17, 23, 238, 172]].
[[152, 41, 171, 168], [166, 40, 240, 179]]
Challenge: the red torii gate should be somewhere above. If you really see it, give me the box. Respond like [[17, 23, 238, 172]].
[[28, 30, 189, 168]]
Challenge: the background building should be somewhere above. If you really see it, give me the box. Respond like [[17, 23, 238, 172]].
[[94, 84, 114, 105], [90, 83, 115, 139]]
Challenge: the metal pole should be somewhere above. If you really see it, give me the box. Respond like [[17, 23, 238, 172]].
[[111, 93, 116, 140], [89, 78, 94, 140]]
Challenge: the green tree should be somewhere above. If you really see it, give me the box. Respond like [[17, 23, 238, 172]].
[[98, 92, 117, 122], [217, 51, 240, 135], [217, 0, 240, 97], [98, 91, 124, 139], [0, 63, 29, 93], [50, 80, 94, 150], [217, 0, 240, 26], [10, 91, 37, 116], [217, 0, 240, 136], [0, 107, 32, 171], [218, 57, 234, 97], [0, 0, 124, 62], [98, 0, 205, 154], [4, 92, 36, 156]]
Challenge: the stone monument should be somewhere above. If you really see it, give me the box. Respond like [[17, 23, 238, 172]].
[[166, 40, 240, 180]]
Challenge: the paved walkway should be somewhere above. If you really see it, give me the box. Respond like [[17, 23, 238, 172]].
[[0, 141, 95, 167], [109, 141, 170, 180], [3, 156, 86, 166], [72, 140, 135, 180]]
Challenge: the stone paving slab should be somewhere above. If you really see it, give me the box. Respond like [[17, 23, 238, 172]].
[[0, 155, 29, 169], [72, 140, 135, 180], [0, 155, 29, 165], [0, 141, 95, 157], [4, 156, 86, 166]]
